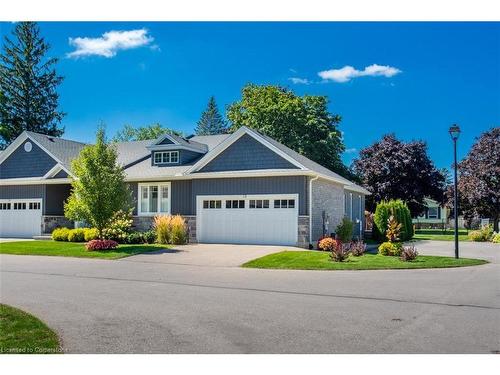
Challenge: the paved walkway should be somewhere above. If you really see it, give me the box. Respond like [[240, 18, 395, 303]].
[[0, 240, 498, 353]]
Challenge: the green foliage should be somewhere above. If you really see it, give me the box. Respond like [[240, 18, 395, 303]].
[[125, 232, 145, 244], [468, 225, 494, 242], [373, 200, 413, 242], [51, 227, 70, 241], [142, 230, 157, 244], [378, 241, 403, 256], [83, 228, 99, 242], [227, 84, 351, 178], [102, 210, 133, 242], [336, 217, 354, 242], [195, 96, 227, 135], [67, 228, 85, 242], [492, 233, 500, 243], [0, 22, 65, 149], [111, 123, 182, 142], [64, 127, 133, 239]]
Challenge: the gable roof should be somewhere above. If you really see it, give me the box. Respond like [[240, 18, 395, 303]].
[[149, 133, 208, 153], [0, 129, 369, 194]]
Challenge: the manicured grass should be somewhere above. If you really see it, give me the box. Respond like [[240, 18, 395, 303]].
[[0, 240, 168, 259], [242, 251, 486, 270], [0, 304, 61, 354], [413, 229, 470, 242]]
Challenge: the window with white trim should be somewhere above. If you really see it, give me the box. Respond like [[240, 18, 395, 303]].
[[139, 183, 170, 215], [427, 206, 438, 219], [153, 151, 179, 165], [249, 199, 269, 209], [226, 200, 245, 209], [274, 199, 295, 208], [0, 203, 11, 210], [203, 200, 222, 209]]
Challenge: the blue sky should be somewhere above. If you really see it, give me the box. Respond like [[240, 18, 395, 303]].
[[1, 22, 498, 170]]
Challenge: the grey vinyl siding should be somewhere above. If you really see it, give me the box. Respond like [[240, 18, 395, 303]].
[[129, 176, 308, 216], [191, 176, 308, 215], [198, 134, 298, 173], [0, 184, 70, 215], [51, 170, 68, 179], [45, 184, 71, 215], [171, 180, 192, 215], [0, 140, 57, 179]]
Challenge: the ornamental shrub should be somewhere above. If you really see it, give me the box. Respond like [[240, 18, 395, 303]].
[[336, 217, 354, 242], [469, 224, 494, 242], [378, 241, 403, 256], [84, 228, 99, 242], [373, 200, 413, 242], [102, 210, 133, 242], [67, 228, 86, 242], [125, 231, 145, 244], [400, 245, 418, 261], [318, 237, 336, 252], [349, 240, 366, 256], [52, 227, 70, 241], [492, 233, 500, 243], [329, 240, 351, 262], [154, 215, 173, 244], [85, 239, 119, 251], [142, 230, 156, 244]]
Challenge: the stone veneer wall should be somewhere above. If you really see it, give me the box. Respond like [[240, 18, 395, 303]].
[[311, 177, 345, 243], [297, 216, 310, 248], [42, 216, 74, 234], [132, 215, 197, 243]]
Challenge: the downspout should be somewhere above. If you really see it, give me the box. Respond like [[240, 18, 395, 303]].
[[309, 175, 319, 247]]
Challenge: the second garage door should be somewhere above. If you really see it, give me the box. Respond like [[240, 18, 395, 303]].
[[196, 194, 298, 245], [0, 199, 42, 238]]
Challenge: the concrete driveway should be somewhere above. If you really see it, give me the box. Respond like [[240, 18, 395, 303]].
[[0, 240, 499, 354], [123, 243, 301, 267]]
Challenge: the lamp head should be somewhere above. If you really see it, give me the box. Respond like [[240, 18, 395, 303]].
[[449, 124, 461, 140]]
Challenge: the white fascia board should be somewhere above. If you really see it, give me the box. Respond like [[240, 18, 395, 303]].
[[124, 169, 313, 183], [43, 164, 64, 179], [147, 144, 206, 153], [150, 133, 180, 147], [0, 177, 71, 185], [186, 126, 306, 174], [0, 131, 29, 164]]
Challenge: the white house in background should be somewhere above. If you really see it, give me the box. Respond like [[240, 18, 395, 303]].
[[412, 198, 450, 228]]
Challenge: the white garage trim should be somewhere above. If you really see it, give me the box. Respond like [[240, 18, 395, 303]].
[[196, 194, 299, 246], [0, 198, 43, 238]]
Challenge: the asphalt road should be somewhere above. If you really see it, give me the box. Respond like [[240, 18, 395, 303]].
[[0, 241, 499, 353]]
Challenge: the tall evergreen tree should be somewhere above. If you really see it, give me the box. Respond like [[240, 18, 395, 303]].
[[0, 22, 65, 149], [195, 96, 227, 135]]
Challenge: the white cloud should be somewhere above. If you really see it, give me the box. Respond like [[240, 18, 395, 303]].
[[318, 64, 402, 83], [288, 77, 311, 85], [345, 148, 358, 154], [67, 29, 154, 58]]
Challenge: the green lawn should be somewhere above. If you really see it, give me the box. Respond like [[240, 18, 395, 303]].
[[0, 240, 168, 259], [242, 251, 486, 270], [413, 229, 470, 242], [0, 304, 61, 354]]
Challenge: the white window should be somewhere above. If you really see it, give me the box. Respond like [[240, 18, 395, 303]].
[[138, 182, 171, 215], [427, 206, 438, 219], [153, 151, 179, 165], [203, 200, 222, 209], [274, 199, 295, 209], [249, 199, 269, 209]]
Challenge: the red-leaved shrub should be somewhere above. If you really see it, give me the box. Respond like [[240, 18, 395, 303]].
[[85, 239, 119, 251]]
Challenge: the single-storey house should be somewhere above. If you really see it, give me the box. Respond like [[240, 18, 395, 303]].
[[0, 126, 369, 246]]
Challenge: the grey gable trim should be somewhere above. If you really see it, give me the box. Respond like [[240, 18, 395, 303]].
[[158, 137, 174, 145], [197, 134, 299, 173], [0, 140, 57, 179], [51, 170, 68, 179]]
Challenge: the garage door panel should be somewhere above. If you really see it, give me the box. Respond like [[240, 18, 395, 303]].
[[0, 199, 42, 238], [197, 195, 298, 245]]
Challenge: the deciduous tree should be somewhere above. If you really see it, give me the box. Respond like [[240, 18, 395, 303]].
[[65, 128, 133, 239], [112, 123, 181, 142], [456, 127, 500, 231], [353, 134, 446, 216], [227, 84, 349, 177]]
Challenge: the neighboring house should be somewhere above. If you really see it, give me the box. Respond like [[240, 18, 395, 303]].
[[0, 126, 369, 246], [413, 198, 449, 229]]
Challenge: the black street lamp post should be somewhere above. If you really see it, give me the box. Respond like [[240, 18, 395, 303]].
[[449, 124, 461, 259]]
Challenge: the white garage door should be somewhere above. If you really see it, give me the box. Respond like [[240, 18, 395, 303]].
[[0, 199, 42, 238], [197, 194, 298, 245]]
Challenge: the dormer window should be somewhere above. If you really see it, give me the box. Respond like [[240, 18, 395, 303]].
[[154, 151, 179, 165]]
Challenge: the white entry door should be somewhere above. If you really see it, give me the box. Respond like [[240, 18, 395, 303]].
[[197, 194, 298, 245], [0, 199, 42, 238]]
